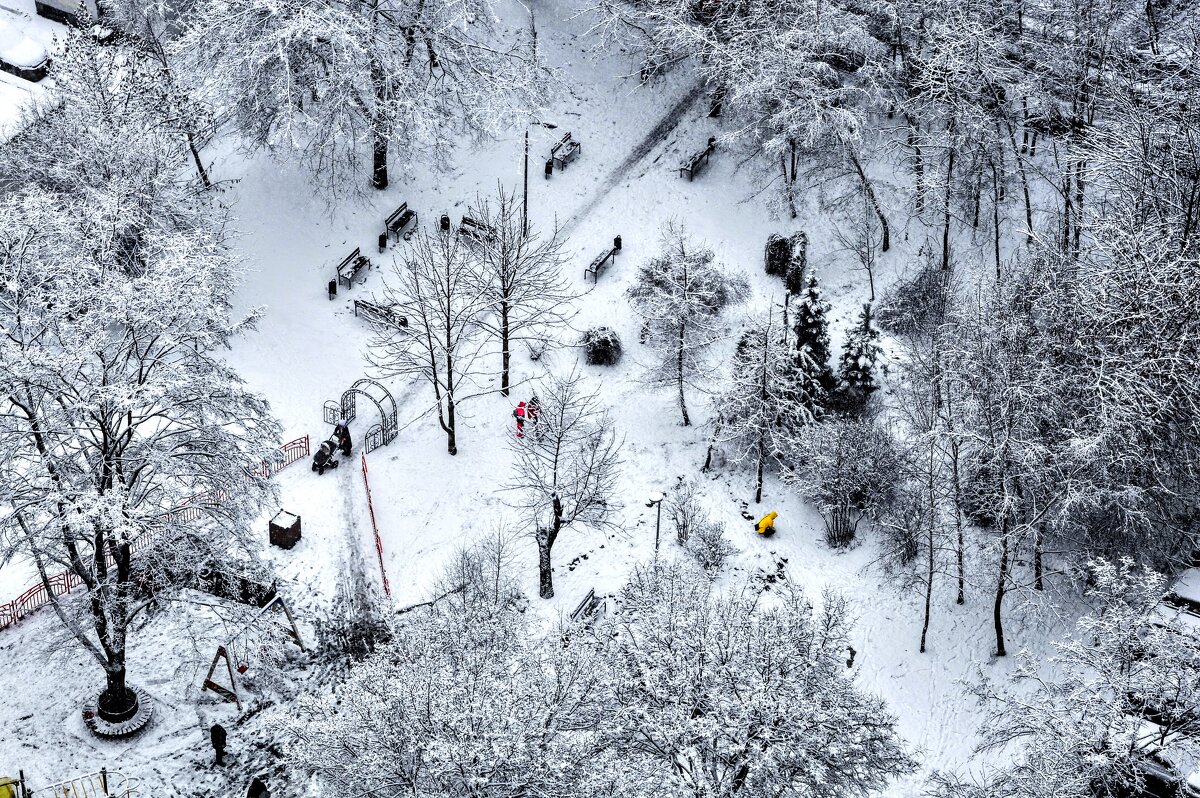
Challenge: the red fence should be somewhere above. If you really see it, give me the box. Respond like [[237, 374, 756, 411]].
[[0, 436, 311, 632], [360, 453, 392, 598], [248, 435, 311, 479]]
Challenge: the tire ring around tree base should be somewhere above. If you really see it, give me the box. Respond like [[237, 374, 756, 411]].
[[82, 686, 154, 738]]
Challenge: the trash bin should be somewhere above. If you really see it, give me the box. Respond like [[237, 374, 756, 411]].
[[327, 279, 337, 300], [544, 158, 554, 179], [613, 235, 622, 252], [378, 232, 388, 252], [440, 213, 451, 231], [269, 510, 302, 549]]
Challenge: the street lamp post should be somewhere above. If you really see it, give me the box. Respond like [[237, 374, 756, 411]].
[[524, 120, 557, 237], [646, 491, 665, 553]]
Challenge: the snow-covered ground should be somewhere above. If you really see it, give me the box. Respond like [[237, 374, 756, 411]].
[[0, 0, 1085, 794]]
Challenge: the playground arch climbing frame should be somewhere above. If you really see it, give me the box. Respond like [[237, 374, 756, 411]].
[[324, 378, 398, 453]]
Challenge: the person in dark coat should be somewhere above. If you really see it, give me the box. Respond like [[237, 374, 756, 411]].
[[246, 776, 270, 798], [334, 420, 352, 456], [210, 723, 227, 766]]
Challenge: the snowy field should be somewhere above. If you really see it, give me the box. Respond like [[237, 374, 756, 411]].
[[0, 0, 1143, 794]]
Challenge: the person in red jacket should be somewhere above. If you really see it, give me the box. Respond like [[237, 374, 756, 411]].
[[513, 401, 527, 438]]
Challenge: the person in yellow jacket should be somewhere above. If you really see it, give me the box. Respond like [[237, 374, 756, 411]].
[[755, 511, 778, 536]]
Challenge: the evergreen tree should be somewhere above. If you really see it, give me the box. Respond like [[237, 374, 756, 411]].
[[793, 272, 834, 389], [838, 303, 883, 403], [710, 311, 813, 503]]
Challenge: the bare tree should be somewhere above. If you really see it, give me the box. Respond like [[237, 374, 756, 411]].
[[832, 198, 881, 301], [370, 229, 491, 456], [467, 186, 574, 397], [627, 222, 747, 426], [505, 370, 621, 599]]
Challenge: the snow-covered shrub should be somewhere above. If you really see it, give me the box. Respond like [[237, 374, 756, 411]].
[[583, 326, 623, 366], [876, 260, 947, 336], [785, 418, 904, 548], [785, 231, 808, 293], [686, 520, 738, 576], [875, 485, 923, 567], [668, 477, 704, 545], [764, 233, 792, 277]]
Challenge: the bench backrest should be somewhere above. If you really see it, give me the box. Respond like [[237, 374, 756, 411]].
[[387, 202, 408, 222], [551, 132, 572, 153], [340, 247, 362, 267]]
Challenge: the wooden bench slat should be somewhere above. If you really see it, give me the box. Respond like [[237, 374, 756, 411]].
[[337, 247, 369, 289], [583, 246, 618, 283]]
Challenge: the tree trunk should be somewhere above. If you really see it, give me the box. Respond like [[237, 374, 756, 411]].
[[537, 533, 554, 599], [537, 500, 563, 599], [941, 145, 955, 271], [992, 159, 1002, 279], [994, 517, 1010, 657], [1002, 121, 1035, 242], [920, 443, 936, 653], [755, 437, 765, 504], [1034, 522, 1045, 591], [848, 148, 891, 252], [952, 441, 965, 605], [677, 325, 690, 426], [370, 55, 389, 190], [500, 302, 511, 397], [1072, 159, 1086, 260], [703, 414, 723, 471], [781, 150, 798, 220], [186, 131, 211, 189], [99, 666, 137, 722], [445, 350, 458, 455], [372, 128, 389, 190], [908, 118, 924, 215]]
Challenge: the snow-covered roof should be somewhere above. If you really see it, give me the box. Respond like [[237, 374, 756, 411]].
[[0, 21, 47, 70]]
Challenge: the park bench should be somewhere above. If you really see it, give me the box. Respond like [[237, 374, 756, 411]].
[[550, 132, 581, 171], [569, 587, 605, 626], [678, 137, 717, 181], [354, 299, 408, 329], [383, 202, 418, 243], [584, 246, 619, 283], [458, 215, 497, 246], [336, 247, 370, 289]]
